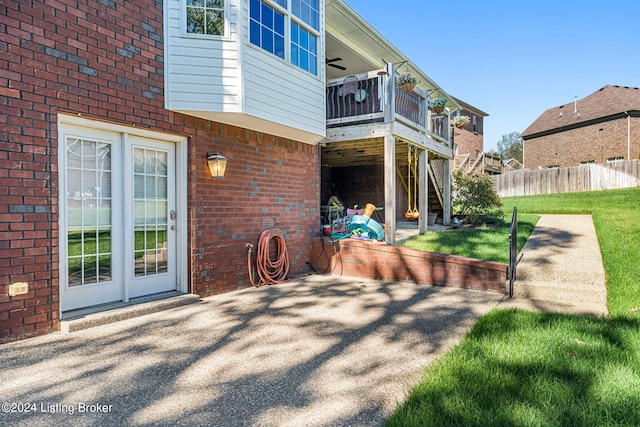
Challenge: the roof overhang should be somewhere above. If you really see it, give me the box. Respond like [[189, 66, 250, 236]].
[[325, 0, 459, 110], [522, 110, 640, 140]]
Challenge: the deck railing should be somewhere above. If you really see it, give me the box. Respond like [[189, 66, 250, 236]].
[[326, 71, 450, 146], [326, 74, 383, 122], [394, 88, 425, 128], [428, 114, 449, 142]]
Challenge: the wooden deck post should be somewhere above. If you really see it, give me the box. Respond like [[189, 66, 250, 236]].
[[442, 158, 451, 225], [384, 135, 396, 243], [384, 63, 395, 123], [418, 148, 428, 233]]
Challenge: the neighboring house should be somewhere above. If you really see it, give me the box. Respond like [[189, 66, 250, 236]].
[[451, 97, 488, 166], [503, 158, 523, 172], [1, 0, 457, 343], [522, 85, 640, 169], [450, 98, 500, 175]]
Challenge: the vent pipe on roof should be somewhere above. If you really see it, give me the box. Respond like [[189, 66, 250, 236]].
[[574, 96, 577, 113]]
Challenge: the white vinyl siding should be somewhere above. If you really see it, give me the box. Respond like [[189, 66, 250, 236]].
[[166, 0, 241, 112], [243, 46, 324, 137], [165, 0, 325, 144]]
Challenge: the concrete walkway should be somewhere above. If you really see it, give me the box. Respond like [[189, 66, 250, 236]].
[[0, 276, 504, 427], [0, 214, 608, 426], [499, 214, 609, 316]]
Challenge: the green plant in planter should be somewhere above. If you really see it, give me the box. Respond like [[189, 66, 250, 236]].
[[395, 73, 420, 88], [428, 97, 447, 108], [451, 115, 470, 128]]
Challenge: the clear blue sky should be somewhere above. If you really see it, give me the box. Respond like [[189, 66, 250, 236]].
[[346, 0, 640, 152]]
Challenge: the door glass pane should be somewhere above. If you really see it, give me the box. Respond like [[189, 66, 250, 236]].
[[133, 147, 169, 277], [156, 151, 168, 175], [66, 138, 112, 287]]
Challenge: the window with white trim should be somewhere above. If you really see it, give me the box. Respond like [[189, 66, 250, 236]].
[[250, 0, 285, 58], [186, 0, 225, 36], [250, 0, 320, 75], [580, 160, 594, 166], [607, 156, 624, 163]]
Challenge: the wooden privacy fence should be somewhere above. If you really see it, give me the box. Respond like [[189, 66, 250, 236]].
[[493, 160, 640, 197]]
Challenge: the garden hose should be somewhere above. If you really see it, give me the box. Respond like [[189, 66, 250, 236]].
[[247, 229, 290, 287]]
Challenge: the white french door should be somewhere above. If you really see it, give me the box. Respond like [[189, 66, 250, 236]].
[[60, 126, 178, 311], [126, 136, 177, 298]]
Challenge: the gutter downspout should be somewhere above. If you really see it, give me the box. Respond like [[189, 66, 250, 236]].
[[625, 111, 630, 160]]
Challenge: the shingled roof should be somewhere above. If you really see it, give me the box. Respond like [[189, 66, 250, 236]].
[[521, 85, 640, 138]]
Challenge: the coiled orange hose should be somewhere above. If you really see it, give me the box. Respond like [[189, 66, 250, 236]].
[[247, 229, 290, 287]]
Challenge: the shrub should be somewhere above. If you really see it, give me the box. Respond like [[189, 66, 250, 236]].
[[452, 170, 503, 224]]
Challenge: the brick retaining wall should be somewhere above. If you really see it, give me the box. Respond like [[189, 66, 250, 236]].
[[310, 238, 508, 293]]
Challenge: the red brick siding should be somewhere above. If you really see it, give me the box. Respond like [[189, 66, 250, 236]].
[[524, 116, 640, 168], [327, 165, 384, 210], [185, 120, 320, 296], [454, 108, 484, 136], [321, 163, 425, 224], [1, 0, 320, 343], [455, 129, 484, 162], [311, 238, 508, 293], [453, 108, 484, 163]]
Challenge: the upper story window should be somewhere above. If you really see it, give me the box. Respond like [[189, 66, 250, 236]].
[[250, 0, 285, 58], [290, 23, 317, 74], [250, 0, 319, 75], [186, 0, 225, 36], [292, 0, 320, 31]]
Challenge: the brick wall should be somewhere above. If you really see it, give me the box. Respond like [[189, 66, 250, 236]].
[[310, 238, 508, 293], [454, 128, 484, 162], [328, 165, 385, 210], [322, 163, 427, 224], [453, 107, 484, 162], [524, 116, 640, 168], [456, 108, 484, 136], [186, 118, 320, 296], [1, 0, 320, 343]]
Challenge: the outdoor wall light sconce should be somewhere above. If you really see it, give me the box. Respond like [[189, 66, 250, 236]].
[[207, 153, 228, 178]]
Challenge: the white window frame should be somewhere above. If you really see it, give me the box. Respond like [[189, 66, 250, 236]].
[[249, 0, 321, 75], [607, 156, 624, 163], [182, 0, 230, 40]]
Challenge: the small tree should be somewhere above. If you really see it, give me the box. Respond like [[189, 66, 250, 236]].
[[452, 170, 503, 224], [495, 131, 523, 163]]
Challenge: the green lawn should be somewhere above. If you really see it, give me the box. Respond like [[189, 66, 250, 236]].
[[386, 188, 640, 426], [401, 214, 539, 264]]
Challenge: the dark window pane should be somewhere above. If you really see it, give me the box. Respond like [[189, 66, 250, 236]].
[[262, 26, 273, 53], [274, 11, 284, 35], [186, 8, 205, 34], [274, 35, 284, 58], [250, 20, 261, 46], [250, 0, 260, 21], [262, 3, 272, 28]]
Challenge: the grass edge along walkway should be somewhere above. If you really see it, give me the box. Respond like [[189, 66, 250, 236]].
[[386, 188, 640, 426]]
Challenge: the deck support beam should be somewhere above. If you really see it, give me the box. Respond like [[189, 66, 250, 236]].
[[418, 148, 428, 233], [384, 134, 396, 244], [442, 159, 451, 225]]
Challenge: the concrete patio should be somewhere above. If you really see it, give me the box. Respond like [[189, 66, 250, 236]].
[[0, 275, 504, 426]]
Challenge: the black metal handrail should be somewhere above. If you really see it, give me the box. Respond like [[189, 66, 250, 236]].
[[508, 207, 518, 298]]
